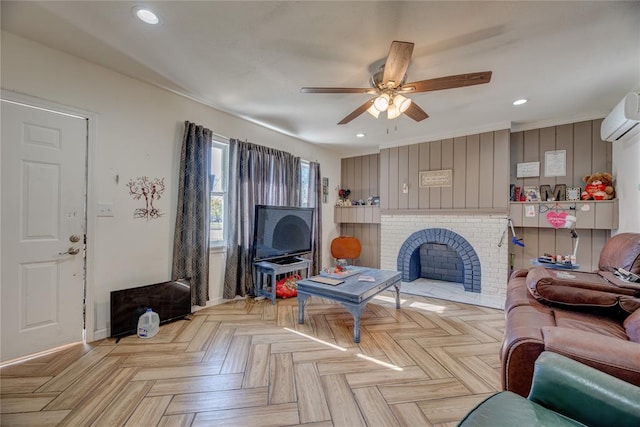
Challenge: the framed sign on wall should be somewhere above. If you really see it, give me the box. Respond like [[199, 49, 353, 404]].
[[419, 169, 452, 187]]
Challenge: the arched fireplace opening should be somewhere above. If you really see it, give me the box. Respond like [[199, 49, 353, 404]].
[[397, 228, 481, 293]]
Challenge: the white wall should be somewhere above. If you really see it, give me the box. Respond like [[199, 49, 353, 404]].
[[613, 133, 640, 233], [1, 32, 341, 340]]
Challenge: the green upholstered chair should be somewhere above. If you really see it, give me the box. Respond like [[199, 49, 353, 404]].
[[458, 351, 640, 427]]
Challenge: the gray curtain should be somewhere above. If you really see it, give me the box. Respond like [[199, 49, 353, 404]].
[[307, 162, 322, 275], [224, 139, 301, 298], [172, 121, 212, 306]]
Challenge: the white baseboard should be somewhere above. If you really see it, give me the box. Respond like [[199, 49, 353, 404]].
[[192, 297, 226, 312], [91, 329, 108, 342]]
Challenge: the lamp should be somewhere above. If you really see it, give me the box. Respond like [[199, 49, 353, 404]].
[[387, 102, 401, 119], [373, 93, 390, 112], [394, 94, 412, 113], [563, 215, 579, 261], [367, 104, 380, 118]]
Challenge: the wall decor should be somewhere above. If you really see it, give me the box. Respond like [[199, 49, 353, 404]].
[[539, 185, 553, 201], [566, 187, 581, 201], [516, 161, 540, 178], [552, 184, 567, 201], [127, 176, 166, 219], [544, 150, 566, 177], [523, 186, 540, 201], [525, 205, 536, 217], [322, 177, 329, 203], [419, 169, 452, 187]]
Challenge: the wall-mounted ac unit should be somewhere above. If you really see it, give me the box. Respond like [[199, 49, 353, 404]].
[[601, 92, 640, 142]]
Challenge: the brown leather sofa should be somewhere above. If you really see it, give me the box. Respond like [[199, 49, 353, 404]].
[[501, 232, 640, 397]]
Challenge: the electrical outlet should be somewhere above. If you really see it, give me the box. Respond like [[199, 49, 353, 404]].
[[97, 203, 114, 217]]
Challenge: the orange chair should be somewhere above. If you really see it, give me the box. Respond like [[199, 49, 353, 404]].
[[330, 236, 361, 265]]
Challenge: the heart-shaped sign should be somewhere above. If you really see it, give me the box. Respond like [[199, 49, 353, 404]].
[[546, 211, 568, 229]]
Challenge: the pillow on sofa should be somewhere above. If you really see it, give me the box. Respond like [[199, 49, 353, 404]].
[[624, 309, 640, 343], [525, 267, 632, 312]]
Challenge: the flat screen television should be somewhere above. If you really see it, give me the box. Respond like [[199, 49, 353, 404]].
[[110, 279, 191, 339], [252, 205, 314, 262]]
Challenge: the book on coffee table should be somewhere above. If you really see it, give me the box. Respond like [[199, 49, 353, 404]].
[[307, 276, 343, 286]]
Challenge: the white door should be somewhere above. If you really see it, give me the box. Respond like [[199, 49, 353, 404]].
[[1, 100, 87, 363]]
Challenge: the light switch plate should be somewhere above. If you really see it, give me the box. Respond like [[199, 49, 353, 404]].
[[97, 203, 114, 217]]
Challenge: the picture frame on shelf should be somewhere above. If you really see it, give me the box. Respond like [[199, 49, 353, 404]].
[[523, 186, 540, 202], [567, 187, 581, 201]]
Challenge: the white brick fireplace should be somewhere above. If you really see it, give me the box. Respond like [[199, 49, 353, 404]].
[[380, 214, 509, 300]]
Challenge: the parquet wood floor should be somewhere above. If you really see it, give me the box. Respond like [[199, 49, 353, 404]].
[[0, 293, 505, 426]]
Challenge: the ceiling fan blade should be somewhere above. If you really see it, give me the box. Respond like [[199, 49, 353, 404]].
[[401, 71, 492, 93], [301, 87, 377, 94], [381, 41, 414, 88], [403, 101, 429, 122], [338, 99, 375, 125]]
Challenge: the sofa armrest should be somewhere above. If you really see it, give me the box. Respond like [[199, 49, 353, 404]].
[[529, 351, 640, 427], [542, 326, 640, 387]]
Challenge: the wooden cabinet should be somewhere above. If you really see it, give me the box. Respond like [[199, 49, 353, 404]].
[[334, 206, 381, 224], [509, 200, 618, 230]]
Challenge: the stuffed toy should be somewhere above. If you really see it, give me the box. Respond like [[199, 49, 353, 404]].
[[581, 172, 615, 200], [275, 274, 300, 298]]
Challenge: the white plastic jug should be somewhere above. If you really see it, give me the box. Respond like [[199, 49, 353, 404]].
[[137, 308, 160, 338]]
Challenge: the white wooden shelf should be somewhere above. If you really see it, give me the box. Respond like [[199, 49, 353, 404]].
[[334, 206, 381, 224], [509, 199, 618, 230]]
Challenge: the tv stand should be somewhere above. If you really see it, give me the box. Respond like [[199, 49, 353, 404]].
[[254, 257, 311, 305]]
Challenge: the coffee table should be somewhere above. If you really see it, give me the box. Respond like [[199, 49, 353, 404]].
[[296, 268, 401, 343]]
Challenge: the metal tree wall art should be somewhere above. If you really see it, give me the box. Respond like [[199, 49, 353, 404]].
[[127, 176, 166, 219]]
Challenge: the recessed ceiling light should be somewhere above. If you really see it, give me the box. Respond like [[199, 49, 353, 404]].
[[513, 98, 528, 106], [134, 7, 160, 25], [356, 133, 365, 138]]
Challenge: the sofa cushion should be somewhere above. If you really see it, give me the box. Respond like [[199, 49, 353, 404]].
[[526, 267, 638, 313], [624, 309, 640, 343], [598, 232, 640, 274], [553, 310, 628, 340], [541, 327, 640, 388]]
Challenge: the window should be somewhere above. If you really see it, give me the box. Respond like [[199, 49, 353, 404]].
[[210, 138, 228, 245], [300, 160, 310, 207]]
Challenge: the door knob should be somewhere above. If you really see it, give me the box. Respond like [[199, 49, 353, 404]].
[[59, 247, 80, 255], [69, 234, 81, 243]]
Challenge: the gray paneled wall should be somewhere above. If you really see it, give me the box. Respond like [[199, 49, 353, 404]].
[[380, 130, 510, 211], [339, 154, 380, 268], [510, 119, 611, 190], [338, 121, 613, 272], [510, 119, 612, 271], [340, 154, 379, 203]]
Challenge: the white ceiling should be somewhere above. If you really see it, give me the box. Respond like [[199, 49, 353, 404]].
[[2, 1, 639, 153]]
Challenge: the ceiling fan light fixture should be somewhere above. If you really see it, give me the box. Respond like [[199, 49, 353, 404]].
[[394, 94, 412, 113], [387, 102, 401, 120], [374, 94, 390, 112], [367, 104, 381, 118]]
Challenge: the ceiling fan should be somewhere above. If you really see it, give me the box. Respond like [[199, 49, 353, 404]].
[[301, 41, 492, 125]]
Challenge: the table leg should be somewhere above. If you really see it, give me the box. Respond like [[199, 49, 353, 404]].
[[344, 304, 366, 343], [270, 272, 276, 305], [393, 282, 401, 309], [297, 292, 310, 324]]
